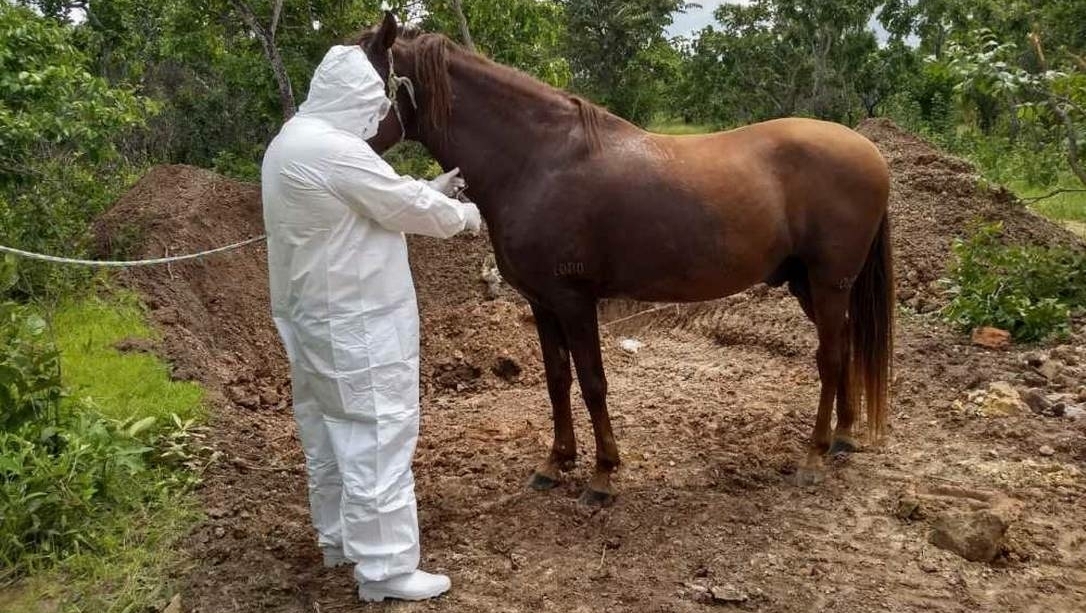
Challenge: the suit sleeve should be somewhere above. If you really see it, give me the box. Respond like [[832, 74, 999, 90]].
[[323, 141, 470, 239]]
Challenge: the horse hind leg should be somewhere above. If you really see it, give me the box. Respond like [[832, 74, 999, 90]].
[[830, 347, 861, 455], [794, 280, 850, 486], [789, 272, 859, 457]]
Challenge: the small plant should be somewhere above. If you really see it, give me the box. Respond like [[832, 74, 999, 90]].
[[0, 268, 208, 578], [943, 223, 1086, 341]]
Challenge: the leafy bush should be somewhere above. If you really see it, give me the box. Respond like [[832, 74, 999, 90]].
[[0, 4, 152, 299], [0, 285, 63, 431], [0, 415, 157, 571], [943, 223, 1086, 341], [0, 270, 207, 577]]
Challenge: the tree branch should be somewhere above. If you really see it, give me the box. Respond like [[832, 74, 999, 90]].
[[1020, 188, 1086, 204], [450, 0, 477, 52], [1030, 32, 1086, 188], [228, 0, 295, 119], [270, 0, 284, 38]]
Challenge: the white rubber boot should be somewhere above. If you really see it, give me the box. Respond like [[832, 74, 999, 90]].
[[357, 570, 451, 602], [321, 546, 350, 568]]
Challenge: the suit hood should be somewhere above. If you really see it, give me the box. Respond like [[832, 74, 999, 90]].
[[297, 45, 391, 139]]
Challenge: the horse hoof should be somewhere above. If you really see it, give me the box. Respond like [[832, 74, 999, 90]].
[[577, 487, 615, 508], [792, 467, 824, 487], [529, 472, 560, 491], [829, 436, 860, 455]]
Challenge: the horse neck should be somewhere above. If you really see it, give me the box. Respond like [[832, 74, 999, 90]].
[[413, 54, 623, 218]]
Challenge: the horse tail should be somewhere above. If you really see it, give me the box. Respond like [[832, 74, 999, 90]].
[[849, 214, 894, 442]]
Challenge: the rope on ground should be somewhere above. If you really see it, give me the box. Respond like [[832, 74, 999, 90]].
[[0, 235, 267, 267], [601, 303, 681, 328]]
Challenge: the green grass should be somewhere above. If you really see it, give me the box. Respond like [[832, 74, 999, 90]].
[[0, 499, 199, 613], [0, 293, 205, 613], [1012, 176, 1086, 223], [50, 294, 204, 423], [647, 121, 717, 135]]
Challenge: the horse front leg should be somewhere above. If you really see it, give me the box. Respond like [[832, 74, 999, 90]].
[[558, 300, 619, 507], [528, 303, 577, 490]]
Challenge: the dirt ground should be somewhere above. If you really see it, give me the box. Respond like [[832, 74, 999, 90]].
[[94, 119, 1086, 612]]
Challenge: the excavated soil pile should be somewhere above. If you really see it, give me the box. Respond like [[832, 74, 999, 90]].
[[93, 122, 1085, 613], [858, 118, 1082, 311]]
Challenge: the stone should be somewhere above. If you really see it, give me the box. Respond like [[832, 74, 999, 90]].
[[896, 494, 922, 521], [1037, 360, 1062, 381], [163, 594, 182, 613], [978, 382, 1027, 417], [929, 510, 1009, 562], [709, 585, 748, 604], [971, 327, 1011, 350], [917, 297, 940, 314], [259, 388, 280, 406], [1021, 388, 1051, 414], [619, 338, 644, 354], [1038, 445, 1056, 457]]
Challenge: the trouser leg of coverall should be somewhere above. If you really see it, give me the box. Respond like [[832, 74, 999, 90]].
[[290, 369, 344, 550], [323, 409, 421, 583]]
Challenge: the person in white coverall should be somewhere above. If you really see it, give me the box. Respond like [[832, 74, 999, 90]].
[[261, 45, 481, 603]]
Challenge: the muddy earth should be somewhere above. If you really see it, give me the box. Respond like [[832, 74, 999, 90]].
[[94, 119, 1086, 612]]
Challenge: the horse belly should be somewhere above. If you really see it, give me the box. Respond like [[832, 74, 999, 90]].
[[601, 207, 787, 303]]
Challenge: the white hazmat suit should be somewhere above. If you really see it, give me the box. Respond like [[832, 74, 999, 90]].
[[261, 45, 479, 599]]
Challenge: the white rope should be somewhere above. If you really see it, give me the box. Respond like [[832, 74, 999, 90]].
[[387, 49, 418, 143], [0, 235, 267, 267], [3, 56, 414, 269]]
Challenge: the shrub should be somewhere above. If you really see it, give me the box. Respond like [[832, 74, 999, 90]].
[[0, 4, 153, 299], [943, 223, 1086, 341], [0, 267, 207, 576]]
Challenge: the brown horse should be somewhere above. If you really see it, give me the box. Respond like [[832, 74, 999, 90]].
[[358, 14, 894, 506]]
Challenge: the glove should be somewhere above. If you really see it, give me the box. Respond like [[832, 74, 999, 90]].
[[461, 201, 482, 236], [427, 167, 467, 198]]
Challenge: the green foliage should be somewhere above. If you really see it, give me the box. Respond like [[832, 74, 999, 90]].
[[0, 3, 153, 166], [0, 292, 208, 585], [564, 0, 692, 123], [678, 0, 885, 125], [50, 294, 204, 424], [0, 265, 62, 432], [0, 5, 151, 299], [383, 141, 443, 179], [943, 223, 1086, 341], [424, 0, 571, 87]]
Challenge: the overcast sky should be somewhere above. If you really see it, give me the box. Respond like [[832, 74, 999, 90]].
[[667, 1, 891, 42]]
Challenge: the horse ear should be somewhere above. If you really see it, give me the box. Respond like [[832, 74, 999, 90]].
[[372, 11, 397, 53]]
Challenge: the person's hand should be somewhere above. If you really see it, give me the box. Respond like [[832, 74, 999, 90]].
[[461, 201, 482, 236], [428, 167, 467, 198]]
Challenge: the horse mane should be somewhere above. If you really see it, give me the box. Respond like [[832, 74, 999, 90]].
[[354, 27, 604, 153]]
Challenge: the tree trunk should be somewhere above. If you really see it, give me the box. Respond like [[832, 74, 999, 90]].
[[1031, 33, 1086, 188], [450, 0, 476, 53], [229, 0, 296, 120]]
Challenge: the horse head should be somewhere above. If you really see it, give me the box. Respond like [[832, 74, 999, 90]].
[[358, 12, 453, 153]]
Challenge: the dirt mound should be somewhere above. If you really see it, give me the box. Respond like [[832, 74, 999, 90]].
[[94, 165, 283, 403], [92, 121, 1086, 613], [857, 118, 1082, 311], [94, 165, 540, 403]]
